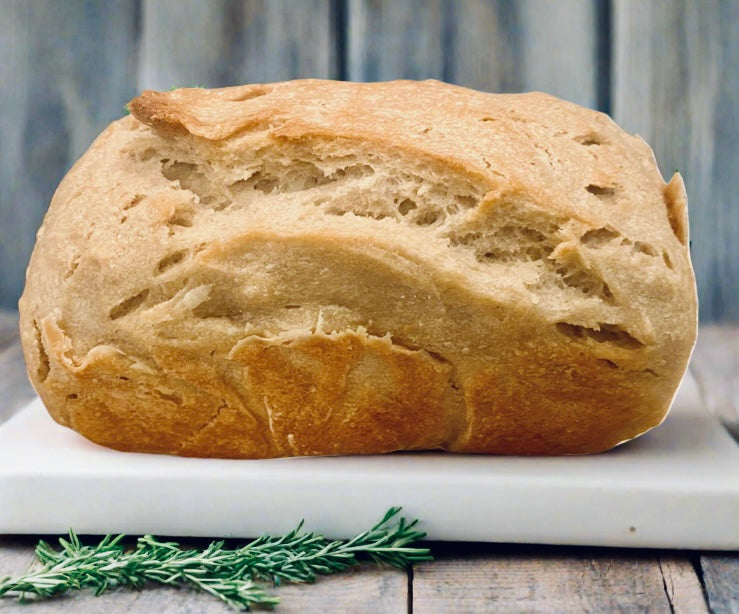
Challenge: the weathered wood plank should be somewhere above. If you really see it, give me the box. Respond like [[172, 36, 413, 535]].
[[0, 535, 406, 613], [445, 0, 599, 108], [139, 0, 337, 91], [517, 0, 600, 109], [658, 556, 710, 614], [270, 565, 406, 613], [443, 0, 522, 92], [700, 555, 739, 614], [0, 0, 139, 312], [238, 0, 338, 82], [412, 546, 706, 613], [138, 0, 236, 91], [347, 0, 445, 81], [690, 325, 739, 440], [612, 0, 739, 322]]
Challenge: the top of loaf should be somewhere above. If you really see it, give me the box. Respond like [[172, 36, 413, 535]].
[[21, 80, 697, 450], [129, 79, 688, 243], [120, 79, 694, 347]]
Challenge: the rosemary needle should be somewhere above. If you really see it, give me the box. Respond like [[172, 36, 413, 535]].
[[0, 507, 432, 611]]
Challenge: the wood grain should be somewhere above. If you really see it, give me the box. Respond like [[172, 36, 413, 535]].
[[412, 545, 706, 613], [445, 0, 599, 108], [138, 0, 238, 91], [272, 565, 407, 613], [349, 0, 598, 108], [517, 0, 600, 109], [0, 0, 139, 313], [700, 555, 739, 614], [612, 0, 739, 322], [347, 0, 445, 81], [237, 0, 338, 82], [658, 556, 710, 614], [443, 0, 522, 92], [138, 0, 337, 91]]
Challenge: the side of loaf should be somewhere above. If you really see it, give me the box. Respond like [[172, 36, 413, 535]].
[[18, 79, 697, 457]]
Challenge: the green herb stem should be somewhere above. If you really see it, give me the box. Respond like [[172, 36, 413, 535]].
[[0, 507, 431, 611]]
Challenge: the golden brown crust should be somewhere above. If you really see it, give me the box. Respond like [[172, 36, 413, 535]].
[[19, 79, 697, 457]]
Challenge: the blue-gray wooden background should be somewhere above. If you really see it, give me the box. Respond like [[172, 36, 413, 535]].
[[1, 0, 737, 322]]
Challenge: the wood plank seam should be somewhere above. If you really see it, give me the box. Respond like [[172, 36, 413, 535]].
[[658, 558, 677, 614], [689, 554, 712, 612], [595, 0, 612, 114], [700, 555, 739, 614], [440, 1, 453, 83], [407, 564, 413, 614], [657, 556, 711, 614], [332, 0, 348, 80]]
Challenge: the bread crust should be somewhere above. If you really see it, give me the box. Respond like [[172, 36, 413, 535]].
[[19, 79, 697, 457]]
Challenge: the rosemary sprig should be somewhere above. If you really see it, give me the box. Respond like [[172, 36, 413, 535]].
[[0, 507, 431, 610]]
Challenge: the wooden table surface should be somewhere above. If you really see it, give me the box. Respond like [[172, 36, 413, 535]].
[[0, 309, 737, 613]]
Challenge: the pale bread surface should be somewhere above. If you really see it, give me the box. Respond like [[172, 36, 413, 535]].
[[19, 79, 697, 457]]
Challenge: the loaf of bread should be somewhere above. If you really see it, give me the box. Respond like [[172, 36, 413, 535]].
[[19, 79, 697, 458]]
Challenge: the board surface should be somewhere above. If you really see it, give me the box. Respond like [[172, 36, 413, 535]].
[[1, 374, 737, 549]]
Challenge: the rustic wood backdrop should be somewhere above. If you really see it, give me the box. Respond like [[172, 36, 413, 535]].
[[1, 0, 737, 322]]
